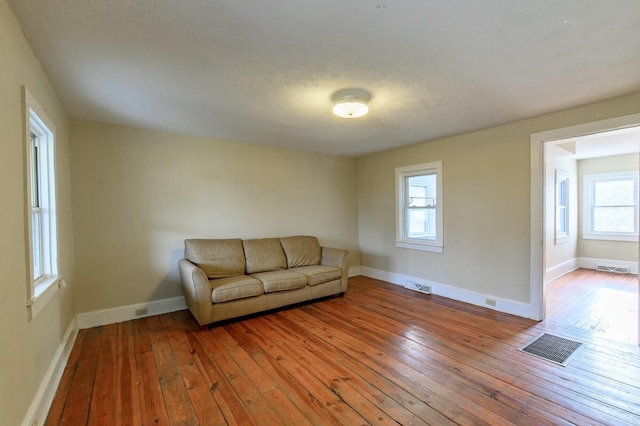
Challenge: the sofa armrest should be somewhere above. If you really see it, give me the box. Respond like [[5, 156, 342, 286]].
[[321, 247, 350, 293], [179, 259, 213, 326]]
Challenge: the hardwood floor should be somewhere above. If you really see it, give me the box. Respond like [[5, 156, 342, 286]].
[[46, 275, 640, 425], [546, 268, 638, 345]]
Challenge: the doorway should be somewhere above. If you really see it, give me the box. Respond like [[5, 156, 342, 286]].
[[545, 126, 640, 344], [530, 113, 640, 345]]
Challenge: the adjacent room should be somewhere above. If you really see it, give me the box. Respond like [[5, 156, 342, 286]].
[[2, 1, 640, 425], [543, 126, 640, 345]]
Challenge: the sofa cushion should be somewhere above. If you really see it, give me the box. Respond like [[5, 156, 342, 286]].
[[280, 236, 321, 268], [210, 275, 264, 303], [289, 265, 342, 286], [250, 270, 307, 293], [185, 239, 245, 279], [243, 238, 287, 274]]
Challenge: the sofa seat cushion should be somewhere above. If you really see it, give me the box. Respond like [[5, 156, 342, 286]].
[[280, 236, 321, 268], [290, 265, 342, 286], [210, 275, 264, 303], [243, 238, 287, 274], [250, 270, 307, 293], [185, 239, 246, 279]]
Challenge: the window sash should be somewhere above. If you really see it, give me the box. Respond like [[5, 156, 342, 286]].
[[584, 171, 639, 239], [592, 206, 636, 233], [30, 133, 45, 280], [30, 133, 41, 208], [405, 207, 437, 240], [555, 170, 569, 242], [31, 209, 43, 280], [556, 205, 567, 234]]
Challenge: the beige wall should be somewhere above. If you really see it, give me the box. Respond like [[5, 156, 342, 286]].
[[70, 121, 360, 313], [544, 145, 578, 276], [357, 91, 640, 304], [577, 153, 639, 262], [0, 2, 75, 425]]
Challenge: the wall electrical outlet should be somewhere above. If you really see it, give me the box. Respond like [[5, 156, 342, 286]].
[[135, 308, 148, 316], [485, 298, 496, 307]]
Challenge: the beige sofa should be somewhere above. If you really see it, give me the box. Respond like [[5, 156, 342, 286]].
[[179, 236, 349, 326]]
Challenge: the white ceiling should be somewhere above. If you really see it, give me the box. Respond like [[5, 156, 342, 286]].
[[8, 1, 640, 157]]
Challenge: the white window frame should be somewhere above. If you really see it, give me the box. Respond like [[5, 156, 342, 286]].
[[582, 170, 639, 242], [23, 87, 61, 320], [554, 169, 570, 245], [395, 161, 444, 253]]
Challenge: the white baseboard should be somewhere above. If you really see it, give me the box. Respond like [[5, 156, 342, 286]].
[[76, 296, 188, 329], [545, 257, 637, 283], [360, 267, 535, 319], [75, 267, 364, 329], [545, 258, 579, 284], [77, 266, 362, 330], [578, 257, 638, 274], [22, 318, 78, 426]]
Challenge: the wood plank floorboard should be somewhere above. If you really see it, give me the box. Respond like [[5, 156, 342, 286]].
[[46, 274, 640, 425], [546, 269, 638, 346]]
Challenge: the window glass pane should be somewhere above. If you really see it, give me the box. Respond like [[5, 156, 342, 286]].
[[558, 180, 568, 206], [556, 206, 567, 234], [408, 185, 426, 206], [594, 180, 634, 206], [406, 209, 436, 240], [407, 174, 436, 208], [593, 206, 635, 233], [32, 210, 42, 278], [31, 135, 40, 208]]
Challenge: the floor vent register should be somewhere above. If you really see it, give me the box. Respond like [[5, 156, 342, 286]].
[[519, 333, 584, 366]]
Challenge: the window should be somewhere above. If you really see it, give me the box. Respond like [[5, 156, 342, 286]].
[[396, 161, 443, 253], [555, 170, 569, 244], [583, 170, 639, 242], [23, 87, 60, 320]]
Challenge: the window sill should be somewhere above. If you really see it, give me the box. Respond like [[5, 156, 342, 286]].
[[582, 234, 638, 242], [26, 276, 63, 321], [396, 240, 444, 253], [555, 235, 569, 245]]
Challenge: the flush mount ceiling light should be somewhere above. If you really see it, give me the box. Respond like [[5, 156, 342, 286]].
[[333, 97, 368, 118], [332, 88, 371, 119]]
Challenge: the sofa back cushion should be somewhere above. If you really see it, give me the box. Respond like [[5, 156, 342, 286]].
[[280, 236, 321, 268], [184, 239, 246, 279], [243, 238, 287, 274]]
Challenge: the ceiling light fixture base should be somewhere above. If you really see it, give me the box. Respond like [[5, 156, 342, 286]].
[[332, 88, 371, 119]]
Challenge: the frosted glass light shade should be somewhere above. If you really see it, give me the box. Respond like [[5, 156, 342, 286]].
[[333, 101, 368, 118]]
